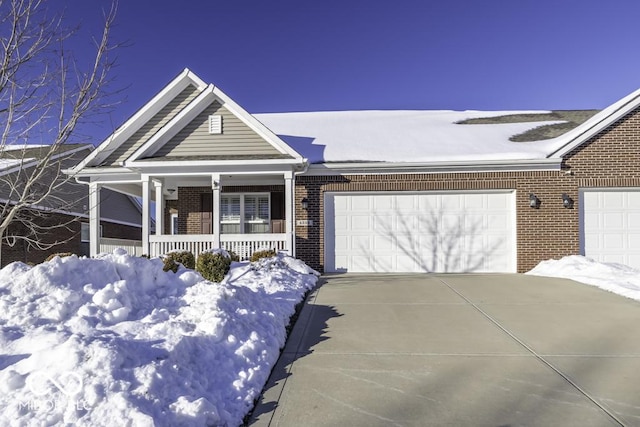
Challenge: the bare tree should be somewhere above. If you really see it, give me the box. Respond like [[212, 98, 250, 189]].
[[0, 0, 117, 264]]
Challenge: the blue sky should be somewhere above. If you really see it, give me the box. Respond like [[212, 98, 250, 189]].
[[58, 0, 640, 142]]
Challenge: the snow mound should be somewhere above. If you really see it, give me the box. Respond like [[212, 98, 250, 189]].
[[0, 250, 317, 426], [527, 255, 640, 301]]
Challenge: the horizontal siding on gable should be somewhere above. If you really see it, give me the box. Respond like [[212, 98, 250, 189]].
[[104, 85, 200, 165], [152, 101, 284, 158]]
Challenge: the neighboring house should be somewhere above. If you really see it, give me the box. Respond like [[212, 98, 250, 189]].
[[68, 69, 640, 273], [0, 144, 144, 266]]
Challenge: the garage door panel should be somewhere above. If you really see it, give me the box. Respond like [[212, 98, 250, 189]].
[[582, 189, 640, 270], [463, 194, 485, 209], [372, 215, 393, 231], [418, 195, 439, 211], [397, 255, 418, 271], [441, 214, 462, 231], [334, 215, 349, 231], [603, 213, 624, 228], [351, 256, 370, 271], [350, 215, 371, 231], [416, 216, 436, 232], [373, 235, 394, 251], [487, 193, 509, 209], [603, 192, 624, 208], [441, 196, 462, 210], [629, 194, 640, 208], [350, 196, 371, 211], [373, 196, 393, 210], [487, 213, 508, 229], [372, 256, 393, 272], [335, 235, 349, 250], [326, 192, 515, 273], [603, 234, 624, 249], [395, 195, 417, 210]]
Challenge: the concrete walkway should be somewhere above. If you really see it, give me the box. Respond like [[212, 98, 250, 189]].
[[249, 274, 640, 426]]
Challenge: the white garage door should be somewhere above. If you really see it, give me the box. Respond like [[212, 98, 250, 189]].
[[581, 189, 640, 269], [325, 191, 516, 273]]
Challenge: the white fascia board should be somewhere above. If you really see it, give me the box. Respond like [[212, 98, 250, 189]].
[[303, 158, 562, 176], [210, 86, 305, 160], [72, 169, 140, 181], [129, 160, 304, 176], [126, 85, 217, 162], [130, 157, 302, 168], [69, 69, 206, 173], [548, 87, 640, 158]]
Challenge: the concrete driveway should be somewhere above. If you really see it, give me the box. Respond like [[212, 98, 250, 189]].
[[249, 274, 640, 426]]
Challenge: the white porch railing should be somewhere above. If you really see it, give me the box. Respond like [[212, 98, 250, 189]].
[[100, 238, 143, 256], [149, 233, 288, 260], [220, 233, 288, 260], [149, 234, 218, 257]]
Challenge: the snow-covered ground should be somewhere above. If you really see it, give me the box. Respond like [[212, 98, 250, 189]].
[[527, 255, 640, 301], [0, 249, 318, 426]]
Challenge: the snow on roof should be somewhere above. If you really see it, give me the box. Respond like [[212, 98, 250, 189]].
[[0, 144, 49, 171], [2, 144, 49, 151], [254, 110, 564, 163]]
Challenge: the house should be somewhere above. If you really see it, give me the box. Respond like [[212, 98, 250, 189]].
[[0, 144, 144, 266], [67, 69, 640, 273]]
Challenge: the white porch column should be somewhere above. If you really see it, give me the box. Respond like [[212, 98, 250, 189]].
[[284, 171, 294, 256], [212, 173, 221, 248], [141, 176, 151, 255], [153, 179, 164, 236], [89, 182, 101, 257]]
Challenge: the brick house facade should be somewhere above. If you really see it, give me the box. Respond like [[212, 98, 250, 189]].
[[290, 107, 640, 273], [71, 69, 640, 274]]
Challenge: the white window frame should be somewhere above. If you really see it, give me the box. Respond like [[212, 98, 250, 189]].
[[220, 193, 271, 234], [81, 222, 102, 242], [170, 213, 179, 235]]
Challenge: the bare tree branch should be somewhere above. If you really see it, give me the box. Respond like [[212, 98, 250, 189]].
[[0, 0, 119, 264]]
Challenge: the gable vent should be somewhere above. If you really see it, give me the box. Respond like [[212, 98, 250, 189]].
[[208, 115, 222, 134]]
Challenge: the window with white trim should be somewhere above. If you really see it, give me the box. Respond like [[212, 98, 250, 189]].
[[220, 193, 270, 234], [170, 213, 179, 235], [81, 222, 102, 242]]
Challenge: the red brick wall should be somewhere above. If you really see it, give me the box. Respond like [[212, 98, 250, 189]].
[[295, 106, 640, 273]]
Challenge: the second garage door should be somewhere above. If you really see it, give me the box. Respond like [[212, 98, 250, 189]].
[[324, 191, 516, 273], [582, 189, 640, 269]]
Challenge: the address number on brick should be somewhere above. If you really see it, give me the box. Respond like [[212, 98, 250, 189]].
[[296, 220, 313, 227]]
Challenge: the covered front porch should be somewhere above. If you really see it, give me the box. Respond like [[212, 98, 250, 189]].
[[89, 169, 297, 260]]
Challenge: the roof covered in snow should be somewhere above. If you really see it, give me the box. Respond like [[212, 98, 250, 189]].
[[255, 110, 568, 164], [73, 69, 640, 171]]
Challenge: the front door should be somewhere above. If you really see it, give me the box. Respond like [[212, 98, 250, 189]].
[[201, 193, 213, 234]]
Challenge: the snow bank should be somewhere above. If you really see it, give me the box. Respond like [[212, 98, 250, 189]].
[[527, 255, 640, 301], [0, 250, 318, 426]]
